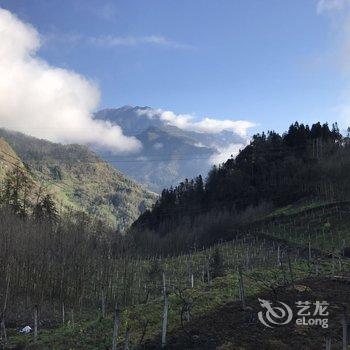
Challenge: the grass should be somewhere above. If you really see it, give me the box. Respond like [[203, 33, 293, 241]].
[[258, 201, 350, 254], [266, 201, 328, 218], [5, 200, 350, 349], [7, 257, 339, 349]]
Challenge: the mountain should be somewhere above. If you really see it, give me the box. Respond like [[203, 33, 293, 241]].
[[0, 128, 157, 230], [94, 106, 247, 192]]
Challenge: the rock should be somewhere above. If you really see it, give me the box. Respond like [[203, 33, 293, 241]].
[[19, 325, 32, 334]]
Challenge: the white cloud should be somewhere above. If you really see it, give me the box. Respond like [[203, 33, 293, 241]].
[[192, 118, 255, 136], [46, 33, 193, 50], [317, 0, 349, 13], [209, 143, 244, 165], [0, 8, 141, 154], [87, 35, 190, 49], [137, 108, 256, 137], [136, 108, 255, 165]]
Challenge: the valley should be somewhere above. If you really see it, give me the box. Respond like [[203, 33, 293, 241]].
[[1, 2, 348, 349]]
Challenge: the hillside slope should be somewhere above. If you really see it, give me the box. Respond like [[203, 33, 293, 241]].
[[133, 122, 347, 233], [0, 137, 26, 177], [0, 128, 157, 230], [7, 201, 350, 349]]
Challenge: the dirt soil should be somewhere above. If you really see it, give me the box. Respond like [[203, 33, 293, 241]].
[[142, 277, 350, 349]]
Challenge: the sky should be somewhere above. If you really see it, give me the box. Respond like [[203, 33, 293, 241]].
[[1, 0, 350, 153]]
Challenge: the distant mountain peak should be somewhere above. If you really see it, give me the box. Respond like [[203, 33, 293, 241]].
[[94, 106, 247, 192]]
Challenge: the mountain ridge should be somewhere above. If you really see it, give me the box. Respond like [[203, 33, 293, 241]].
[[94, 106, 246, 192], [0, 128, 157, 230]]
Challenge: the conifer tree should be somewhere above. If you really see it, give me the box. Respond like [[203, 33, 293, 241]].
[[209, 248, 225, 278]]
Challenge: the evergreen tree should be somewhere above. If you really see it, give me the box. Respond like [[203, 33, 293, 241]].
[[0, 167, 34, 217], [209, 248, 225, 278], [33, 194, 58, 223]]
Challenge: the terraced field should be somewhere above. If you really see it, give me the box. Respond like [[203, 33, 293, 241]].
[[7, 202, 350, 349]]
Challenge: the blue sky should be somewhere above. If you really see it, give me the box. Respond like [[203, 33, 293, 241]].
[[0, 0, 349, 136]]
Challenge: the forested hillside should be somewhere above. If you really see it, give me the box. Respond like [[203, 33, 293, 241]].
[[0, 128, 156, 230], [132, 122, 348, 250]]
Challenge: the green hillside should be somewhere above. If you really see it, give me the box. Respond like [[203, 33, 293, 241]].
[[0, 128, 157, 230], [5, 200, 350, 349]]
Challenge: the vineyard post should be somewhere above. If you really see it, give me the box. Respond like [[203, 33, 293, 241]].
[[207, 262, 211, 286], [0, 316, 6, 344], [0, 269, 10, 344], [161, 272, 169, 348], [342, 306, 348, 350], [62, 302, 65, 324], [112, 303, 120, 350], [308, 242, 312, 261], [287, 251, 294, 284], [277, 245, 281, 266], [101, 288, 106, 319], [325, 335, 331, 350], [34, 305, 38, 343], [238, 267, 246, 309]]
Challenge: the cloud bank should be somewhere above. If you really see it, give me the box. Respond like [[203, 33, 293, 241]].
[[137, 108, 255, 137], [209, 143, 245, 164], [0, 8, 141, 154], [136, 108, 253, 165]]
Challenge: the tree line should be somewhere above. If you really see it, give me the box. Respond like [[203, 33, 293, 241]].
[[132, 122, 350, 239]]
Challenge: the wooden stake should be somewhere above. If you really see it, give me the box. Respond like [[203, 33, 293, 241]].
[[325, 336, 331, 350], [101, 288, 106, 319], [62, 302, 65, 324], [0, 317, 7, 344], [1, 269, 10, 345], [342, 307, 348, 350], [287, 252, 294, 284], [161, 273, 169, 348], [238, 267, 246, 309], [112, 303, 120, 350], [308, 242, 312, 261], [277, 245, 281, 266], [34, 305, 38, 343]]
